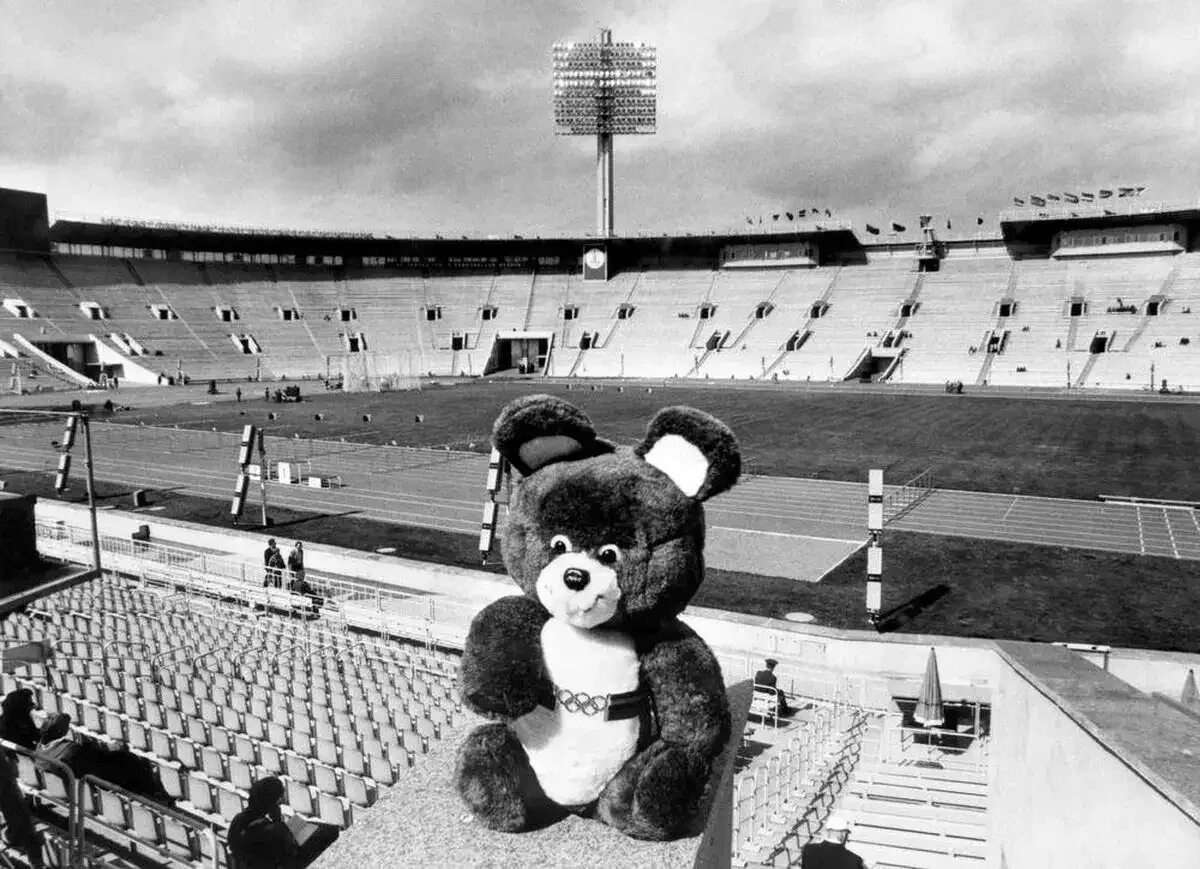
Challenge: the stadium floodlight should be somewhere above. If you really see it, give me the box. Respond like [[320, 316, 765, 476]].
[[553, 28, 657, 237]]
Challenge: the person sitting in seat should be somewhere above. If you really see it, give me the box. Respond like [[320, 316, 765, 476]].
[[753, 658, 791, 716], [36, 715, 175, 808], [801, 814, 868, 868], [0, 689, 40, 750], [34, 713, 77, 767], [227, 777, 337, 869]]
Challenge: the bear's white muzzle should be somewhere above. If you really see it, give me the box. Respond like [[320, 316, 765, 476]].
[[536, 552, 620, 629]]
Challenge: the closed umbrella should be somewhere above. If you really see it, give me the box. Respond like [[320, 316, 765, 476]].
[[913, 647, 945, 727], [1182, 669, 1199, 709]]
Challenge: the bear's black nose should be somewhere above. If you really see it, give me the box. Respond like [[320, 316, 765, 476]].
[[562, 567, 590, 591]]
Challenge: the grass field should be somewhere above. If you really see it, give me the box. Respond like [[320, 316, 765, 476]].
[[70, 381, 1200, 500], [10, 462, 1200, 653]]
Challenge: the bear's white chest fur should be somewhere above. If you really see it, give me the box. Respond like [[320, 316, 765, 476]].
[[512, 619, 641, 807]]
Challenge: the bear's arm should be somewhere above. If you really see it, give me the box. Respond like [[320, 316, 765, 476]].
[[639, 620, 730, 759], [459, 595, 551, 720]]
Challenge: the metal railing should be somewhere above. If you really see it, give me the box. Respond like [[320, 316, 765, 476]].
[[883, 467, 934, 523], [35, 520, 476, 650], [876, 712, 989, 774], [1, 738, 222, 868]]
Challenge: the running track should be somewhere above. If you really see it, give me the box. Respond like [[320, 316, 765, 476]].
[[0, 421, 1197, 562]]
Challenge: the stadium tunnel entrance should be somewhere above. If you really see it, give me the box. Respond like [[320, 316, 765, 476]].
[[23, 336, 108, 385], [846, 347, 905, 383], [484, 331, 554, 375]]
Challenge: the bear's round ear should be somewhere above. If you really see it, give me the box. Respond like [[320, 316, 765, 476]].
[[635, 406, 741, 500], [492, 394, 611, 476]]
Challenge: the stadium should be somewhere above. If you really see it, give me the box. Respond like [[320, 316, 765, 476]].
[[3, 7, 1200, 869]]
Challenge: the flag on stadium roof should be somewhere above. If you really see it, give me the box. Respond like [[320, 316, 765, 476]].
[[1064, 193, 1079, 203], [891, 222, 906, 232], [786, 212, 794, 221], [1047, 194, 1061, 201], [797, 209, 807, 218], [919, 215, 931, 228], [772, 214, 780, 221], [946, 220, 952, 230], [1099, 189, 1113, 199], [1030, 195, 1046, 207], [977, 216, 984, 225], [865, 224, 880, 235], [1081, 192, 1095, 202], [1013, 198, 1025, 206], [825, 209, 832, 217], [746, 217, 753, 225]]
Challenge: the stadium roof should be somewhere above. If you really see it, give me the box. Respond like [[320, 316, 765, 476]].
[[1000, 200, 1200, 245], [49, 218, 862, 263]]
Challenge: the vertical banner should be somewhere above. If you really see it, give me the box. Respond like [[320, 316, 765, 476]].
[[582, 244, 608, 282]]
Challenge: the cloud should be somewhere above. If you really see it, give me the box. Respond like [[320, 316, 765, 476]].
[[1, 0, 1197, 235]]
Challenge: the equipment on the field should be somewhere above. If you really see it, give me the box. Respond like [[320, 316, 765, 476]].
[[54, 453, 71, 494], [231, 425, 268, 525], [479, 447, 511, 565], [328, 352, 420, 393], [867, 468, 883, 624]]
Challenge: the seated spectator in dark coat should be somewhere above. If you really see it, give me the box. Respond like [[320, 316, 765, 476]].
[[0, 751, 43, 869], [801, 815, 867, 868], [227, 777, 337, 869], [34, 713, 79, 769], [0, 689, 40, 750], [36, 716, 174, 808], [753, 658, 791, 715]]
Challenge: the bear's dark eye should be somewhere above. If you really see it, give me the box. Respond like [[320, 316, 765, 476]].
[[597, 544, 621, 565], [550, 534, 572, 555]]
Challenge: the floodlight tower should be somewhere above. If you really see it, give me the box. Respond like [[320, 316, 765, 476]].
[[553, 28, 657, 239]]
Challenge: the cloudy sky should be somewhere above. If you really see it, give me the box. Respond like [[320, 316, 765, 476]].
[[2, 0, 1198, 237]]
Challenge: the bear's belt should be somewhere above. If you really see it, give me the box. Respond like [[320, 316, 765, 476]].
[[538, 684, 646, 722]]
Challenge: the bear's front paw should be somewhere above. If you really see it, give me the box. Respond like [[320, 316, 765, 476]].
[[631, 744, 709, 838], [461, 679, 543, 721], [599, 742, 711, 841], [456, 724, 535, 832]]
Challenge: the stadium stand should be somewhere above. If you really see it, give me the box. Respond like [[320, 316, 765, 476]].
[[338, 270, 426, 372], [689, 268, 794, 379], [556, 269, 641, 377], [779, 257, 918, 382], [204, 263, 326, 381], [7, 196, 1200, 390], [123, 258, 247, 382], [0, 567, 460, 866], [895, 257, 1012, 386], [580, 269, 716, 378]]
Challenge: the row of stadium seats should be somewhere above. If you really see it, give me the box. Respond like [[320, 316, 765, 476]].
[[0, 571, 465, 866], [733, 703, 871, 866]]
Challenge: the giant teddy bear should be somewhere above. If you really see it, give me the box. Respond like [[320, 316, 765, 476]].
[[455, 394, 740, 841]]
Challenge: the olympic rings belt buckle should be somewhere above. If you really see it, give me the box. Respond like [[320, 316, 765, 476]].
[[541, 685, 644, 722], [556, 687, 610, 716]]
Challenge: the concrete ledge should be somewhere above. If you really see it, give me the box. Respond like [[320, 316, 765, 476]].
[[996, 640, 1200, 825], [314, 680, 752, 869]]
